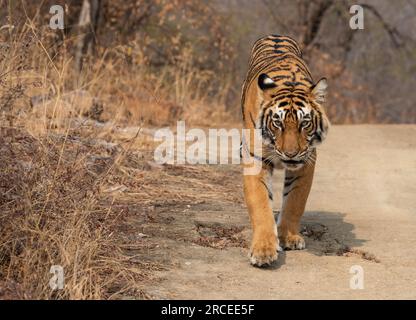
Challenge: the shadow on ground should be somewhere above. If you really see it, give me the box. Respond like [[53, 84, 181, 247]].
[[275, 211, 370, 267], [258, 211, 369, 270], [274, 211, 367, 257], [301, 211, 367, 256]]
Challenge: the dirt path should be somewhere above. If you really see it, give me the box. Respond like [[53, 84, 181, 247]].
[[136, 125, 416, 299]]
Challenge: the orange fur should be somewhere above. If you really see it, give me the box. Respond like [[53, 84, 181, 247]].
[[241, 35, 329, 267]]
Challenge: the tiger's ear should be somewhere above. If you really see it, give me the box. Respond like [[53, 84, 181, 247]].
[[258, 73, 277, 91], [311, 78, 328, 104]]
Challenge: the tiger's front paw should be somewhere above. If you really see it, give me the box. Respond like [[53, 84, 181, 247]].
[[249, 232, 279, 267], [279, 234, 305, 250]]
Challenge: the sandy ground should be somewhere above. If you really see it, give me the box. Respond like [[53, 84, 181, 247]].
[[140, 125, 416, 299]]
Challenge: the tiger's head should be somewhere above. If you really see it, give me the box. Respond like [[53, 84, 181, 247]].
[[257, 73, 330, 171]]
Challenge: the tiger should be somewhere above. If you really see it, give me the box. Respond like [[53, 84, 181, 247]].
[[241, 35, 330, 267]]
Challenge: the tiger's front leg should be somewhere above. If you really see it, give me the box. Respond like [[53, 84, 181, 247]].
[[278, 151, 316, 250], [244, 164, 279, 267]]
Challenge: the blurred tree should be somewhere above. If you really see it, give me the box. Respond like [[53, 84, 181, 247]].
[[75, 0, 101, 72], [1, 0, 415, 123]]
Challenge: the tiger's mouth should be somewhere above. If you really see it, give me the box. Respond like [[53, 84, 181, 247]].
[[280, 159, 304, 165], [280, 159, 306, 171]]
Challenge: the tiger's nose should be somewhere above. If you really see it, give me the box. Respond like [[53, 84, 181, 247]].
[[284, 150, 299, 158]]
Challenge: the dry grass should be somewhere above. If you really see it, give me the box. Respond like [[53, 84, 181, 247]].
[[0, 122, 241, 299], [0, 123, 159, 299], [0, 11, 240, 299], [0, 30, 154, 298]]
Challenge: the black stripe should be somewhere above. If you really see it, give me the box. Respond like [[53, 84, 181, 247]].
[[284, 175, 301, 188], [283, 81, 306, 87], [261, 180, 273, 201], [260, 108, 275, 142], [271, 37, 301, 56], [302, 77, 314, 85], [283, 186, 298, 197], [249, 112, 256, 127], [294, 95, 307, 102], [291, 71, 296, 82], [272, 75, 291, 81]]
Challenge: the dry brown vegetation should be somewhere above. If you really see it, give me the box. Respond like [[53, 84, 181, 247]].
[[0, 5, 235, 298], [0, 19, 242, 297], [0, 0, 415, 299]]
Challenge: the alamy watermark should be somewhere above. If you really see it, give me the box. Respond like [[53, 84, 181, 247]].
[[44, 3, 365, 34], [49, 5, 65, 30], [49, 265, 64, 290], [46, 4, 364, 31], [350, 5, 364, 30], [349, 265, 364, 289], [153, 121, 263, 175]]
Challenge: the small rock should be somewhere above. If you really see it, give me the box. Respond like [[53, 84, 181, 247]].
[[137, 232, 148, 238], [103, 185, 128, 193], [147, 161, 164, 170]]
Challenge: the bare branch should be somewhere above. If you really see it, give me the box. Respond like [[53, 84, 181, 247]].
[[305, 0, 334, 46], [260, 0, 290, 34], [361, 3, 404, 47]]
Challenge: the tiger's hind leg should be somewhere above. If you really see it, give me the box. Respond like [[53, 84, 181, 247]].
[[278, 152, 316, 250]]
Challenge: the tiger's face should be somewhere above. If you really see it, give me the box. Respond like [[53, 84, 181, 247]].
[[258, 73, 329, 171]]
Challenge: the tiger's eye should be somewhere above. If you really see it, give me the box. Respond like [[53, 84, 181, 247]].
[[273, 119, 282, 128], [300, 120, 309, 128]]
